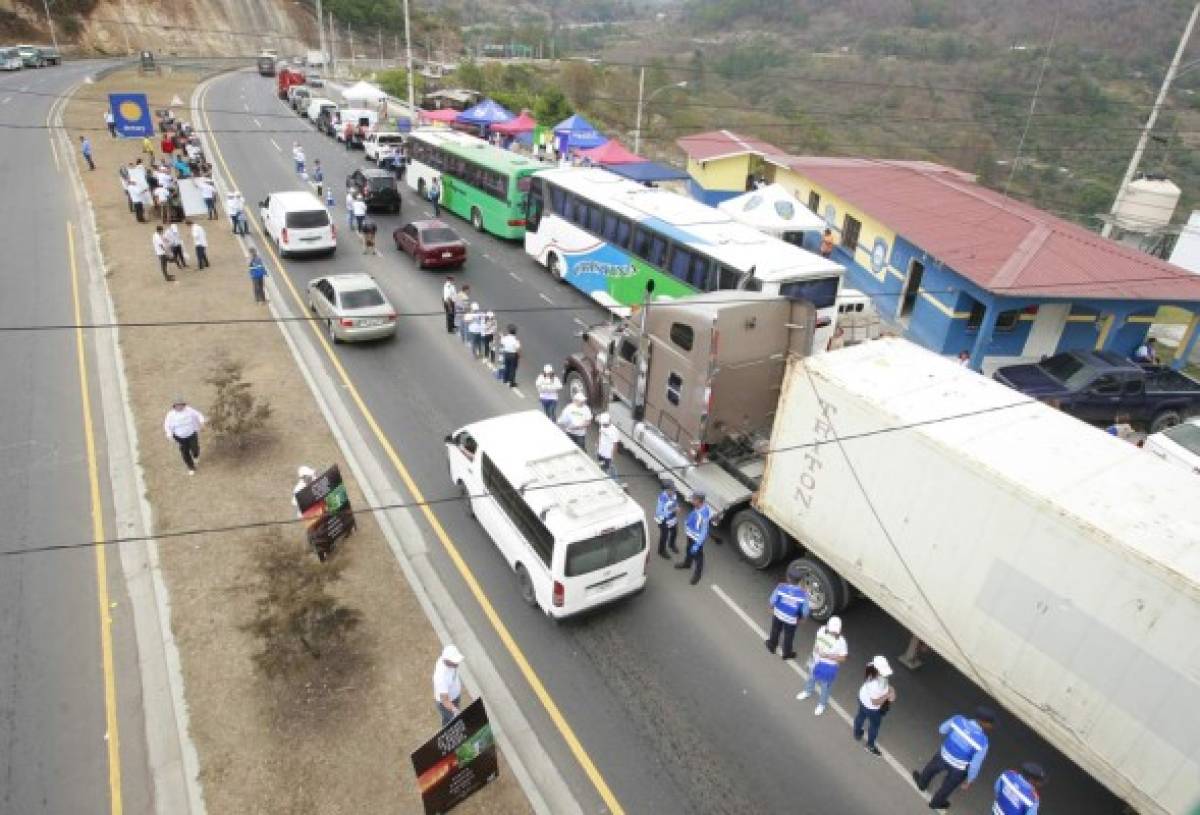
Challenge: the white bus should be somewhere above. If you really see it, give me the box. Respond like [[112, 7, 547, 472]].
[[524, 167, 844, 349], [445, 411, 648, 618]]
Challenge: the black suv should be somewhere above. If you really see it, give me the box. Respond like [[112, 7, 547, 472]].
[[347, 168, 401, 214]]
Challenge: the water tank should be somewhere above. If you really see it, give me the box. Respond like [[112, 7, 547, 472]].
[[1115, 175, 1180, 232]]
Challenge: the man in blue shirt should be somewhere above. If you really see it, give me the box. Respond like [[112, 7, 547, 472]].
[[654, 477, 679, 559], [674, 492, 711, 585], [247, 248, 268, 304], [913, 706, 995, 810], [764, 563, 810, 660], [80, 136, 94, 171], [992, 762, 1045, 815]]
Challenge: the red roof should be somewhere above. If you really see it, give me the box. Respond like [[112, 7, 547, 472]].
[[676, 129, 784, 163], [491, 111, 536, 135], [775, 157, 1200, 302], [419, 108, 460, 123], [579, 139, 645, 165]]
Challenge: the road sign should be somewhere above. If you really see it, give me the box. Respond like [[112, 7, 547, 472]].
[[107, 92, 154, 138], [411, 699, 498, 814]]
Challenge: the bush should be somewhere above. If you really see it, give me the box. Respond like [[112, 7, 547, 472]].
[[205, 357, 272, 450]]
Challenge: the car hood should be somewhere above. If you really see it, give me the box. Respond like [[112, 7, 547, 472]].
[[993, 363, 1068, 396]]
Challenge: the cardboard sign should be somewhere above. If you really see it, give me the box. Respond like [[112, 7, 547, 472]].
[[176, 178, 208, 218], [108, 92, 154, 138], [293, 464, 355, 560], [411, 699, 498, 815]]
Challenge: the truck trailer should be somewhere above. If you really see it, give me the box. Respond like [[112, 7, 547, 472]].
[[750, 338, 1199, 815]]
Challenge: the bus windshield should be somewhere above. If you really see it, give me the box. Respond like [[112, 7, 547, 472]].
[[565, 523, 646, 577]]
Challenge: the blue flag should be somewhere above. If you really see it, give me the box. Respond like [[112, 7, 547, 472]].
[[108, 92, 154, 138]]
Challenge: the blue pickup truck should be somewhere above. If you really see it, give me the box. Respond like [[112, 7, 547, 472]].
[[994, 350, 1200, 433]]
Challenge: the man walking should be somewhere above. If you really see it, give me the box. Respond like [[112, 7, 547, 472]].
[[442, 277, 457, 333], [198, 175, 217, 219], [227, 191, 247, 235], [248, 247, 268, 304], [654, 478, 679, 558], [104, 109, 117, 137], [557, 392, 592, 448], [595, 412, 619, 476], [351, 193, 367, 232], [913, 706, 996, 810], [797, 615, 847, 716], [853, 656, 896, 756], [361, 216, 378, 254], [163, 397, 205, 474], [292, 142, 305, 175], [312, 159, 324, 199], [433, 644, 465, 727], [80, 136, 95, 171], [535, 365, 562, 418], [991, 763, 1045, 815], [499, 325, 521, 387], [429, 175, 442, 217], [166, 222, 187, 268], [189, 220, 209, 269], [345, 188, 356, 230], [152, 226, 175, 282], [765, 563, 810, 660], [675, 493, 711, 585]]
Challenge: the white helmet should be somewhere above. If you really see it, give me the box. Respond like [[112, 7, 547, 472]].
[[572, 392, 586, 404], [543, 364, 554, 374], [470, 302, 479, 311], [598, 412, 611, 425]]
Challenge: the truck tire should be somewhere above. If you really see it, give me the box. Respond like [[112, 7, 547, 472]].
[[1150, 410, 1182, 434], [789, 556, 848, 622], [731, 508, 784, 569]]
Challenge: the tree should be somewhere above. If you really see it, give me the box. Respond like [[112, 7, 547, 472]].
[[453, 59, 484, 91], [562, 61, 597, 108], [534, 88, 572, 127], [205, 357, 272, 451], [375, 68, 424, 100]]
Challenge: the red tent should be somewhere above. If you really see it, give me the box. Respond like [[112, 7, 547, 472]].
[[419, 108, 460, 123], [579, 139, 645, 165], [491, 111, 536, 135]]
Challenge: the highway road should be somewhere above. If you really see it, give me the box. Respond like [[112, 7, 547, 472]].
[[0, 61, 151, 815], [199, 69, 1124, 814]]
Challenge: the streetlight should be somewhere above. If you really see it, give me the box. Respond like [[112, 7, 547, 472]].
[[633, 68, 686, 155]]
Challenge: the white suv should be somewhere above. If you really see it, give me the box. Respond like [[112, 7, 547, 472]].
[[258, 191, 336, 257], [363, 132, 405, 163]]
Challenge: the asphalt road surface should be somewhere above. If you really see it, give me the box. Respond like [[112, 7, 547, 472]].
[[198, 69, 1124, 814], [0, 61, 151, 815]]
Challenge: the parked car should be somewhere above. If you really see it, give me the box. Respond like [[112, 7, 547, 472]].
[[0, 47, 23, 71], [38, 45, 60, 65], [306, 72, 324, 88], [306, 98, 337, 124], [363, 132, 405, 163], [306, 274, 397, 343], [1144, 417, 1200, 475], [993, 349, 1200, 433], [393, 219, 467, 269], [347, 167, 401, 214], [258, 190, 337, 257], [288, 85, 312, 112], [16, 45, 44, 67]]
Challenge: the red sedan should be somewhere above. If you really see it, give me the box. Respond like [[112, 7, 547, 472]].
[[393, 219, 467, 270]]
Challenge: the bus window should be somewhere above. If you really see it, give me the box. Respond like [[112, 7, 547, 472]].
[[549, 184, 565, 215], [717, 265, 742, 291], [647, 234, 669, 268]]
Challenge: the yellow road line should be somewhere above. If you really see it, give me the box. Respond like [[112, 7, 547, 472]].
[[67, 221, 124, 815], [198, 81, 624, 815]]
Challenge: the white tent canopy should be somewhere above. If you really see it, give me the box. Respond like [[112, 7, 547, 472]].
[[718, 183, 826, 237], [341, 80, 387, 104]]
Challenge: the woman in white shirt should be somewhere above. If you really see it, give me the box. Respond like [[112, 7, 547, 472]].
[[852, 655, 896, 756]]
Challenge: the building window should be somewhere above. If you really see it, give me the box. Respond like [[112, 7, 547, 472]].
[[966, 301, 985, 331], [808, 190, 820, 214], [841, 214, 862, 252], [995, 309, 1020, 332]]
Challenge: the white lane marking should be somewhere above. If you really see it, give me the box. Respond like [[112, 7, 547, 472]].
[[1, 97, 10, 104], [242, 103, 249, 111], [508, 271, 522, 282], [709, 584, 926, 800], [538, 292, 554, 304], [269, 139, 281, 152], [573, 318, 587, 328], [253, 117, 262, 127], [511, 387, 526, 399]]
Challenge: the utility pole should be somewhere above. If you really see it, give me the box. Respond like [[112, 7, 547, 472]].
[[394, 34, 400, 63], [402, 0, 415, 113], [634, 67, 645, 155], [315, 0, 326, 67], [1102, 1, 1200, 238], [349, 24, 355, 72], [328, 11, 336, 76], [40, 0, 59, 52]]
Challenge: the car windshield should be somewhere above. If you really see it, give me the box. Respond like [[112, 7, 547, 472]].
[[1163, 422, 1200, 456], [366, 176, 393, 190], [285, 209, 330, 229], [421, 228, 459, 244], [340, 288, 386, 309], [1038, 353, 1090, 387], [564, 523, 646, 577]]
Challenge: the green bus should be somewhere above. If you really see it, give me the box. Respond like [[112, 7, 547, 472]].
[[404, 128, 540, 240]]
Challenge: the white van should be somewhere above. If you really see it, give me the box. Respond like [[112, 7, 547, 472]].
[[363, 131, 406, 163], [258, 190, 336, 257], [305, 97, 335, 121], [446, 411, 649, 618]]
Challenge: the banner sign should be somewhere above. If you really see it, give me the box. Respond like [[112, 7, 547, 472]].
[[108, 92, 155, 138], [294, 464, 355, 561], [411, 699, 498, 815]]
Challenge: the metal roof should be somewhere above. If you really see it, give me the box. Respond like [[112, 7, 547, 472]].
[[676, 129, 785, 163]]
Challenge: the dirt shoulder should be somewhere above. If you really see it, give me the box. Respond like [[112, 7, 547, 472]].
[[65, 67, 530, 815]]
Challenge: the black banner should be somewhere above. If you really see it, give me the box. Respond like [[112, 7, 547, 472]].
[[294, 464, 355, 561], [411, 698, 499, 815]]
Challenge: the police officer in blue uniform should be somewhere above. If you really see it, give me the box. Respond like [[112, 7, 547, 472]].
[[674, 492, 711, 585], [764, 563, 810, 660], [913, 705, 996, 809], [992, 762, 1045, 815], [654, 477, 679, 559]]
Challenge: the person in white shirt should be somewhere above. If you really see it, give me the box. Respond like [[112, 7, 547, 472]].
[[104, 109, 116, 137], [853, 655, 896, 756], [292, 465, 316, 516], [351, 194, 367, 232], [197, 175, 217, 220], [345, 189, 356, 230], [153, 184, 171, 222], [292, 142, 305, 175], [557, 392, 592, 449], [163, 397, 206, 474], [466, 303, 484, 357], [166, 222, 187, 268], [433, 644, 465, 726], [126, 179, 146, 222], [152, 225, 174, 282], [188, 220, 209, 269], [226, 191, 246, 235], [498, 325, 521, 387], [796, 616, 848, 716], [441, 277, 457, 334], [481, 311, 497, 362], [595, 412, 620, 476], [535, 365, 562, 418]]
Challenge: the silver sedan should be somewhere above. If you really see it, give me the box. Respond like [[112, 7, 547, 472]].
[[306, 273, 397, 343]]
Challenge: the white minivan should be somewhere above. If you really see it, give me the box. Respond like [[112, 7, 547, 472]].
[[446, 411, 649, 618], [258, 190, 336, 257]]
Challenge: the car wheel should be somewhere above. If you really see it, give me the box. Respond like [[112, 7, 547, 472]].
[[327, 319, 340, 344], [1150, 410, 1182, 434], [516, 565, 537, 607], [471, 208, 483, 232], [548, 252, 565, 281]]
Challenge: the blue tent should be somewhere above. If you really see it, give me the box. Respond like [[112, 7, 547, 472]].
[[553, 113, 608, 152], [605, 161, 689, 184], [455, 98, 515, 129]]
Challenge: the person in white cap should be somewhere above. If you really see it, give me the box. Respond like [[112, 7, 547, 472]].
[[433, 644, 465, 726], [535, 365, 562, 419], [467, 302, 484, 357], [557, 391, 592, 449], [853, 655, 896, 756], [163, 397, 205, 475], [797, 615, 848, 716], [292, 465, 317, 516], [595, 412, 620, 476]]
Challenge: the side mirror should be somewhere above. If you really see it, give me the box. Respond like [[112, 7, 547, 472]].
[[443, 434, 454, 444], [259, 199, 268, 209]]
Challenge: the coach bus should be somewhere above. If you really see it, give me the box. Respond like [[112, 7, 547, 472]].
[[405, 128, 541, 240], [524, 167, 844, 348]]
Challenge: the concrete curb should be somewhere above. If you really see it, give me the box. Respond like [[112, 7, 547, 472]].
[[191, 71, 582, 815]]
